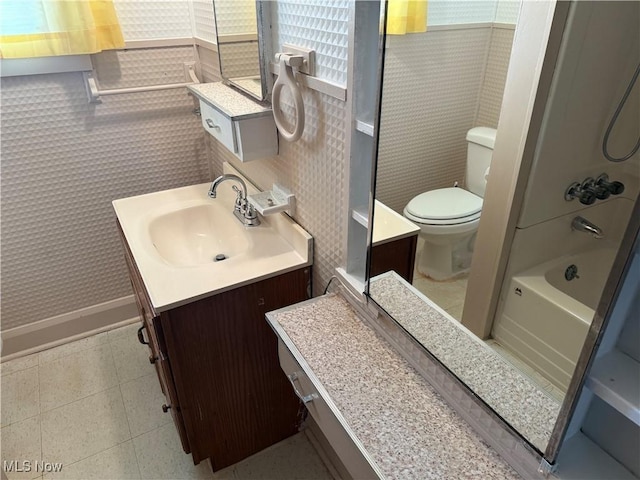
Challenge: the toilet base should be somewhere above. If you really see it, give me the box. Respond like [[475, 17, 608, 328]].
[[417, 233, 475, 281]]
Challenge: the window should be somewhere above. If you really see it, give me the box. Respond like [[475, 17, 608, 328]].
[[0, 0, 124, 76]]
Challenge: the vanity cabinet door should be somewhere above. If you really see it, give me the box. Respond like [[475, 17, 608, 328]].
[[118, 221, 191, 453], [159, 268, 311, 470], [370, 234, 418, 283], [148, 314, 191, 454]]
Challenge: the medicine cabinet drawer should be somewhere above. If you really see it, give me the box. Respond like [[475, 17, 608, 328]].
[[197, 99, 278, 162], [277, 340, 381, 479], [200, 101, 237, 154]]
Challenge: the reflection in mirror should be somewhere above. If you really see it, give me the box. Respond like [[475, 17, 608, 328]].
[[367, 0, 640, 455], [212, 0, 264, 100]]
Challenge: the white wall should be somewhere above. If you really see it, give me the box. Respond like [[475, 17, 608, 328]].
[[375, 1, 518, 214], [113, 0, 193, 40], [1, 3, 210, 332], [493, 0, 640, 335], [207, 0, 351, 295], [518, 1, 639, 228]]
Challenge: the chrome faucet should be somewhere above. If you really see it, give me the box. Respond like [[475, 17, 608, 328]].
[[571, 216, 604, 239], [208, 174, 260, 226]]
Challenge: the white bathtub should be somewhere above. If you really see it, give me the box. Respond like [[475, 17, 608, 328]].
[[492, 247, 618, 391]]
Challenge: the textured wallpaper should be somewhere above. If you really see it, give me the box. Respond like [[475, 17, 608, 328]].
[[1, 47, 209, 330], [113, 0, 193, 40], [375, 24, 514, 215], [207, 0, 352, 296], [208, 91, 348, 296], [271, 0, 349, 85], [1, 0, 352, 329]]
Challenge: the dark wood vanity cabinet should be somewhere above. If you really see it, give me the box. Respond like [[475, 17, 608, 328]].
[[118, 223, 309, 470], [370, 235, 418, 283]]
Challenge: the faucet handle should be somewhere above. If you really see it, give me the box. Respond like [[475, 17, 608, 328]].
[[231, 185, 244, 212], [565, 182, 596, 205], [581, 177, 610, 200], [596, 174, 625, 196]]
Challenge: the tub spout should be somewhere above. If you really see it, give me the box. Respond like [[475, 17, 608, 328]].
[[571, 216, 604, 239]]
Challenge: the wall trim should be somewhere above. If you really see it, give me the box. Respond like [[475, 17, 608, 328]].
[[1, 295, 139, 361], [123, 38, 195, 49], [217, 33, 258, 44], [194, 37, 218, 52], [268, 63, 347, 101], [427, 21, 516, 33]]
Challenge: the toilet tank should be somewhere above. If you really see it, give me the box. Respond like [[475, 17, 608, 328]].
[[466, 127, 497, 197]]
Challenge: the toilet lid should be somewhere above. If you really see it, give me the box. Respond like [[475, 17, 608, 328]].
[[406, 188, 482, 221]]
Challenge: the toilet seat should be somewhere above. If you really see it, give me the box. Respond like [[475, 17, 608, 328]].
[[404, 187, 482, 225]]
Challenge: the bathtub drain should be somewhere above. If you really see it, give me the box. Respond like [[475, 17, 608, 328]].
[[564, 264, 579, 281]]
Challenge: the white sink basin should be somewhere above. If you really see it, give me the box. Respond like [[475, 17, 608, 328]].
[[113, 164, 312, 312]]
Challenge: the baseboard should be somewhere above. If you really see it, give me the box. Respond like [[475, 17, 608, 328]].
[[1, 296, 139, 361]]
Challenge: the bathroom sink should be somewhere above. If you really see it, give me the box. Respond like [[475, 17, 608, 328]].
[[148, 203, 246, 267], [113, 164, 312, 311]]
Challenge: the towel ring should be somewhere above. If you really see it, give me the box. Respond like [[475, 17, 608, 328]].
[[272, 53, 305, 142]]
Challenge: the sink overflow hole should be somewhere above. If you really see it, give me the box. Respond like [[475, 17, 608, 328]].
[[214, 254, 227, 262]]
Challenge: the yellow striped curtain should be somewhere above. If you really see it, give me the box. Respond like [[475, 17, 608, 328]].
[[387, 0, 428, 35], [0, 1, 125, 59]]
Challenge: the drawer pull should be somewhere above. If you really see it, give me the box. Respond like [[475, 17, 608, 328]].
[[137, 326, 149, 345], [149, 355, 157, 364], [287, 372, 318, 404], [162, 404, 171, 413], [205, 118, 220, 130]]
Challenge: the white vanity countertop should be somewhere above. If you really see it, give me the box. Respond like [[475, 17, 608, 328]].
[[113, 164, 312, 313], [369, 272, 561, 451], [270, 293, 522, 479], [372, 200, 420, 246], [188, 82, 272, 120]]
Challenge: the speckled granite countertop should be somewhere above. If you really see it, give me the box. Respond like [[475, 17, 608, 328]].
[[188, 82, 271, 120], [369, 273, 561, 451], [270, 293, 522, 480]]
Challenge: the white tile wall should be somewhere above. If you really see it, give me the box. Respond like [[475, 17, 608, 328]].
[[375, 19, 515, 215], [271, 0, 349, 85], [214, 0, 258, 36], [428, 0, 497, 26], [0, 47, 209, 330], [208, 86, 348, 296], [495, 0, 521, 25], [218, 42, 260, 79], [113, 0, 193, 40], [197, 46, 223, 83], [192, 0, 217, 42], [476, 27, 515, 128], [375, 28, 492, 214], [202, 0, 352, 294]]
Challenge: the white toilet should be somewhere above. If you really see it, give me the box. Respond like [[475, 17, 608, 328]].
[[403, 127, 497, 281]]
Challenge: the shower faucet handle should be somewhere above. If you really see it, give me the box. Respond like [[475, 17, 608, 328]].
[[565, 182, 596, 205], [581, 177, 610, 200], [595, 173, 625, 196]]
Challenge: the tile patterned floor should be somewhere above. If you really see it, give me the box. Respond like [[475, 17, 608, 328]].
[[1, 324, 334, 480]]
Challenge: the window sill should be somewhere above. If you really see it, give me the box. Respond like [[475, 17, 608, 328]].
[[1, 55, 92, 77]]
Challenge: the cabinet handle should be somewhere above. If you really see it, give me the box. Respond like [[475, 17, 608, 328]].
[[205, 118, 220, 130], [149, 355, 157, 364], [287, 372, 318, 404], [137, 326, 149, 345], [162, 404, 171, 413]]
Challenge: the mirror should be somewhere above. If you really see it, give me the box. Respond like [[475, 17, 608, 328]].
[[212, 0, 265, 100], [366, 0, 640, 456]]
